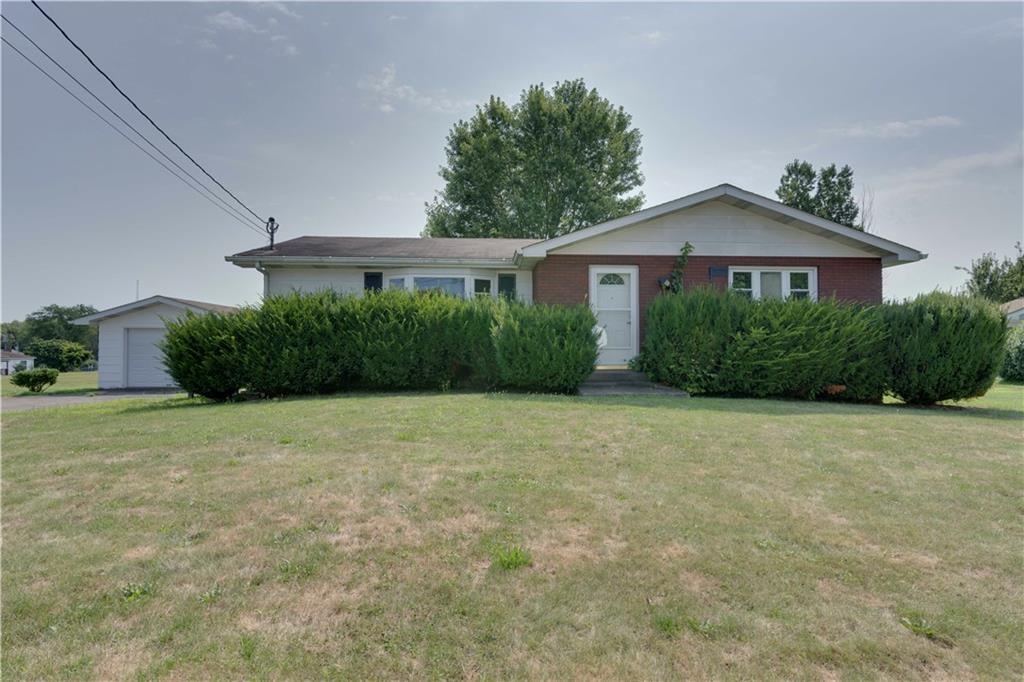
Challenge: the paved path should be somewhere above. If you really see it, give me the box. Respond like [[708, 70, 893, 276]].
[[2, 391, 180, 413], [578, 369, 689, 397]]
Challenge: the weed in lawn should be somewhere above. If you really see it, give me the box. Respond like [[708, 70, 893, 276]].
[[491, 544, 532, 570], [51, 466, 69, 476], [198, 585, 223, 604], [239, 634, 258, 663], [653, 614, 682, 637], [278, 542, 333, 581], [900, 614, 954, 648], [185, 529, 207, 545], [120, 582, 153, 602]]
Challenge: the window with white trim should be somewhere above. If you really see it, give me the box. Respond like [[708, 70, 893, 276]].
[[728, 267, 817, 301]]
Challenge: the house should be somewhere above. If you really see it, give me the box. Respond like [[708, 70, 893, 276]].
[[1001, 297, 1024, 327], [0, 350, 35, 375], [73, 295, 237, 389], [228, 183, 926, 365]]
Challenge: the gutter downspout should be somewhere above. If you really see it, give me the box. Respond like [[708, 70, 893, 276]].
[[255, 260, 269, 299]]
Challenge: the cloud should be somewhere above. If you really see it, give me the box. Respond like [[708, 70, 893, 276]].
[[969, 16, 1023, 41], [637, 30, 669, 46], [825, 115, 962, 139], [387, 14, 408, 22], [253, 2, 302, 20], [206, 11, 266, 34], [358, 65, 474, 114], [281, 44, 299, 57], [880, 140, 1023, 200]]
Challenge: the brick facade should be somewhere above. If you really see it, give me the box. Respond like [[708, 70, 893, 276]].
[[532, 255, 883, 344]]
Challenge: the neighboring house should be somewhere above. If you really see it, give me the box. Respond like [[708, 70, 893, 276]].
[[228, 183, 926, 365], [0, 350, 35, 375], [1001, 297, 1024, 327], [73, 295, 237, 389]]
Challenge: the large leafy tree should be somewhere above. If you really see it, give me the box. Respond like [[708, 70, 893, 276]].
[[957, 243, 1024, 303], [424, 79, 644, 239], [7, 304, 100, 355], [776, 160, 861, 228]]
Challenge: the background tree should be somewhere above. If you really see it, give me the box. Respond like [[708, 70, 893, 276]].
[[425, 79, 644, 239], [775, 160, 860, 229], [957, 243, 1024, 303], [25, 339, 93, 372], [5, 304, 99, 355], [775, 160, 816, 214]]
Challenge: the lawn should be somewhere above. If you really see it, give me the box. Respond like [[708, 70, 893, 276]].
[[2, 384, 1022, 679], [1, 370, 98, 397]]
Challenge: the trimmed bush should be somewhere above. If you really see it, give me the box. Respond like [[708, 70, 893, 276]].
[[160, 290, 597, 399], [1002, 325, 1024, 382], [635, 289, 887, 400], [632, 287, 749, 394], [493, 301, 598, 393], [9, 367, 59, 393], [882, 292, 1006, 404], [718, 298, 887, 401], [163, 310, 251, 401]]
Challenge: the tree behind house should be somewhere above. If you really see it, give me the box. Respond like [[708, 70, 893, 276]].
[[957, 243, 1024, 303], [776, 160, 861, 229], [424, 79, 644, 239]]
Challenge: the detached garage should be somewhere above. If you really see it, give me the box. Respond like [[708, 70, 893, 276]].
[[74, 295, 237, 389]]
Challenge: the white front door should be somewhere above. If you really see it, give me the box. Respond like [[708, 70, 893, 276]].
[[589, 265, 638, 366]]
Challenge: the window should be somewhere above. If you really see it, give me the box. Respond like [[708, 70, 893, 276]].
[[498, 273, 517, 299], [599, 273, 625, 285], [728, 267, 816, 301], [474, 279, 492, 297], [388, 277, 406, 290], [364, 272, 383, 292], [413, 276, 465, 297]]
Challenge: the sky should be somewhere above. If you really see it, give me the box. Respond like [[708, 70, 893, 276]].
[[2, 1, 1022, 319]]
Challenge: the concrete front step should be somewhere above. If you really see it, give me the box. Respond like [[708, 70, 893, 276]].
[[579, 369, 689, 397]]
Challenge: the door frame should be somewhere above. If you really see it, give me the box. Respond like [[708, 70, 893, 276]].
[[588, 264, 639, 363]]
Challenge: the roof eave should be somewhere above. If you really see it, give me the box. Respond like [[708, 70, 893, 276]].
[[226, 255, 522, 269], [73, 295, 219, 325]]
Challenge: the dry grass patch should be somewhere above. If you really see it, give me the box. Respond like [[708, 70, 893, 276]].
[[2, 384, 1022, 679]]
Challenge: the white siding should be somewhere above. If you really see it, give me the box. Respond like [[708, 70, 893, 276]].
[[1008, 309, 1024, 327], [96, 303, 187, 389], [265, 267, 365, 296], [552, 200, 874, 258], [264, 266, 534, 302]]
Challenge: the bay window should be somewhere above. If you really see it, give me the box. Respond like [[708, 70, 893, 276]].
[[728, 267, 817, 301]]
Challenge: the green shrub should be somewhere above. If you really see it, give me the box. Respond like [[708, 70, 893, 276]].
[[1001, 325, 1024, 382], [241, 292, 357, 397], [25, 339, 92, 372], [718, 298, 887, 401], [493, 301, 598, 393], [9, 367, 59, 393], [160, 290, 595, 398], [883, 292, 1006, 404], [163, 310, 250, 401], [632, 287, 748, 394]]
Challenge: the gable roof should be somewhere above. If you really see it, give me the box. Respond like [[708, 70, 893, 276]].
[[228, 236, 536, 267], [1000, 297, 1024, 315], [519, 183, 926, 266], [73, 295, 238, 325]]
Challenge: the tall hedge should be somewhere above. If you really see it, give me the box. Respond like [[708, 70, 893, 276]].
[[161, 291, 597, 400], [882, 292, 1006, 404], [493, 302, 598, 393], [162, 310, 251, 401], [1001, 325, 1024, 382]]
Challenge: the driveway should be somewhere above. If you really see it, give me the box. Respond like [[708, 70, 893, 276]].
[[2, 390, 181, 413]]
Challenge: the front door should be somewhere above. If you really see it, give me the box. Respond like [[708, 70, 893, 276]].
[[590, 266, 638, 366]]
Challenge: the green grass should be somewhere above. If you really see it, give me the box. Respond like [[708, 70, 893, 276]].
[[1, 370, 98, 396], [2, 383, 1022, 679]]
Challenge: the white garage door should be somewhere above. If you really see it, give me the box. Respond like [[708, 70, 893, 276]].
[[126, 328, 174, 388]]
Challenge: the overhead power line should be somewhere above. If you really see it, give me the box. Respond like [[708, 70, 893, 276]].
[[31, 0, 268, 226], [1, 14, 265, 233], [0, 35, 266, 236]]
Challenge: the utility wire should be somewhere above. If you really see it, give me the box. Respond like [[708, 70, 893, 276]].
[[31, 0, 267, 225], [1, 14, 265, 233], [1, 35, 266, 237]]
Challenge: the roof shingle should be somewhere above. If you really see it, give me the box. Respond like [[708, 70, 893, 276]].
[[231, 236, 538, 261]]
